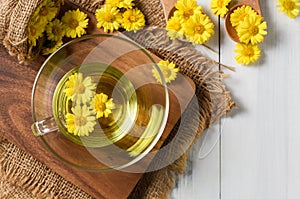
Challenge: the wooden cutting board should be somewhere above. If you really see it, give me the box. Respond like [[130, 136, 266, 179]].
[[0, 1, 196, 199]]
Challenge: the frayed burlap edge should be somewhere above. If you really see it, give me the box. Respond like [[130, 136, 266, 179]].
[[0, 138, 93, 199], [0, 138, 36, 199], [0, 177, 36, 199]]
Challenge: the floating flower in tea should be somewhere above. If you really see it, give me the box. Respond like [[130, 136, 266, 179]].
[[92, 93, 115, 118], [63, 73, 96, 104], [65, 104, 97, 136]]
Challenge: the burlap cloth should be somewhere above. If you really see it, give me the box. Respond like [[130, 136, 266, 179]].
[[0, 0, 236, 198]]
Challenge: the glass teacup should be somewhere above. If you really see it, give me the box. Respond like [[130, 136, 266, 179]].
[[31, 34, 169, 172]]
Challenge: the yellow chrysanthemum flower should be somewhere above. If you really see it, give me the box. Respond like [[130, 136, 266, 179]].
[[175, 0, 202, 21], [152, 60, 179, 84], [28, 20, 45, 47], [230, 5, 258, 27], [237, 14, 267, 44], [92, 93, 115, 119], [277, 0, 300, 18], [65, 104, 97, 136], [210, 0, 231, 17], [122, 9, 145, 32], [46, 19, 65, 41], [32, 0, 58, 24], [106, 0, 134, 9], [95, 5, 123, 33], [42, 40, 63, 55], [166, 16, 185, 40], [183, 13, 215, 45], [234, 43, 261, 65], [64, 73, 96, 104], [62, 9, 89, 38]]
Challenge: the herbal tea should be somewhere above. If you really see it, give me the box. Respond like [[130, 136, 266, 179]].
[[52, 63, 164, 157]]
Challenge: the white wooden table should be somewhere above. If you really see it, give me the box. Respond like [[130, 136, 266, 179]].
[[172, 1, 300, 198]]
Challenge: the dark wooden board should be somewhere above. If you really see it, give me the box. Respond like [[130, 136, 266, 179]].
[[0, 44, 194, 198]]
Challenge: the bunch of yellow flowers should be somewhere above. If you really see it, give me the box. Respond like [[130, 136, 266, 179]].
[[28, 0, 89, 55], [95, 0, 145, 33], [28, 0, 59, 48], [277, 0, 300, 18], [166, 0, 215, 45], [230, 6, 267, 65]]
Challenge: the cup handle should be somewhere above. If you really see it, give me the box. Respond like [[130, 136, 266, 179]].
[[31, 116, 59, 136]]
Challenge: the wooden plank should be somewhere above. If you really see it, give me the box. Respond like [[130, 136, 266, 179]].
[[172, 1, 221, 198], [220, 0, 300, 199]]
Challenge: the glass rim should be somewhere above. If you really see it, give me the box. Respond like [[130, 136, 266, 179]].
[[31, 33, 170, 172]]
